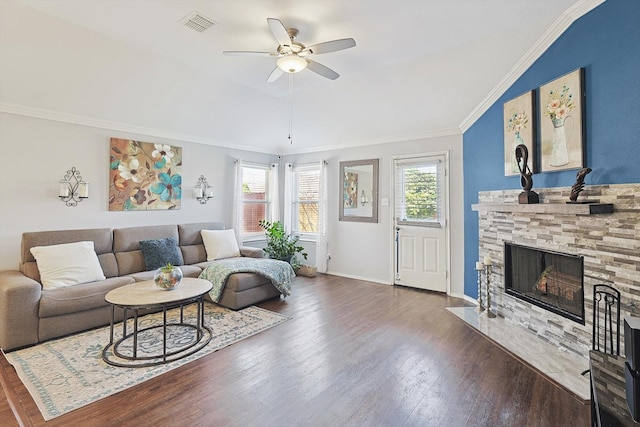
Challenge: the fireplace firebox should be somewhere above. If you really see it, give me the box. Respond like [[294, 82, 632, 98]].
[[504, 243, 585, 324]]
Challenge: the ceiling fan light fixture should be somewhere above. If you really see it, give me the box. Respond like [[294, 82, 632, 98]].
[[224, 18, 355, 82], [277, 55, 307, 73]]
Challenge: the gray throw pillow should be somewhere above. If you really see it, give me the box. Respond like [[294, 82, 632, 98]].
[[139, 237, 184, 271]]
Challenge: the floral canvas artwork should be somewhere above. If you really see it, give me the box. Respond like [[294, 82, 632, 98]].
[[343, 172, 358, 209], [540, 68, 585, 172], [503, 90, 535, 176], [109, 138, 182, 211]]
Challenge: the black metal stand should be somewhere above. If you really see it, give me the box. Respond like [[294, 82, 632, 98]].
[[484, 265, 496, 318], [102, 295, 212, 368]]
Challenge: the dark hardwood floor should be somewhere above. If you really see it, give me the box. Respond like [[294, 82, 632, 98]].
[[1, 275, 589, 426]]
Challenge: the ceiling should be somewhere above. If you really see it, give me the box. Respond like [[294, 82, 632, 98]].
[[0, 0, 586, 154]]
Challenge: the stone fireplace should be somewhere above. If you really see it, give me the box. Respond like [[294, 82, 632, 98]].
[[473, 183, 640, 361]]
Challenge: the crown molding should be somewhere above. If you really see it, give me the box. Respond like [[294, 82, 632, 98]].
[[0, 101, 274, 154], [278, 127, 463, 156], [459, 0, 606, 133], [2, 101, 461, 156]]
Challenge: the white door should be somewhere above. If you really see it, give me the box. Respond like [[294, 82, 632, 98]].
[[393, 154, 448, 292]]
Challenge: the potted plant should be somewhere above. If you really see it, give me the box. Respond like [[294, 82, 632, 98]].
[[153, 262, 183, 290], [258, 220, 308, 268]]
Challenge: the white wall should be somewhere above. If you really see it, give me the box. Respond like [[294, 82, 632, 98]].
[[0, 112, 463, 298], [0, 113, 276, 270], [284, 133, 465, 298]]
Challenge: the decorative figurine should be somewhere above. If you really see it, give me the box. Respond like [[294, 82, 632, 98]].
[[515, 144, 539, 204], [568, 167, 597, 203]]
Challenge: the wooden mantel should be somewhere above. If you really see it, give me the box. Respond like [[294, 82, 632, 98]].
[[471, 202, 614, 215]]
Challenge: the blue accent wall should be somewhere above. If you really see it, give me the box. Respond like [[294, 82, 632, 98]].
[[463, 0, 640, 298]]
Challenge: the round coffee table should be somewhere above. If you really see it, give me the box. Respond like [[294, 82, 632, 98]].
[[102, 278, 213, 367]]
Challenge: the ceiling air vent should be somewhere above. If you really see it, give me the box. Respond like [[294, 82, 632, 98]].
[[180, 11, 217, 33]]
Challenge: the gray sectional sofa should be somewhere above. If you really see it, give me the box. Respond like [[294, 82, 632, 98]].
[[0, 222, 281, 351]]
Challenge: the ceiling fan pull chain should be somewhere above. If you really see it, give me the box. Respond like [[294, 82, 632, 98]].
[[289, 74, 294, 144]]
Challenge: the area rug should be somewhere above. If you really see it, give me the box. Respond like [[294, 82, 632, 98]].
[[4, 304, 290, 420]]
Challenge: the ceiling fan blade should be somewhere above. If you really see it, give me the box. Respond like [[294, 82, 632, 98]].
[[301, 38, 356, 56], [267, 67, 285, 83], [267, 18, 291, 48], [306, 59, 339, 80], [223, 51, 277, 57]]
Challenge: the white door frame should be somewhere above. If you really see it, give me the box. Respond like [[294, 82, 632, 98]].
[[390, 151, 451, 294]]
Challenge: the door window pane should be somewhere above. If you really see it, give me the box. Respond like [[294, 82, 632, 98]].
[[395, 157, 444, 225]]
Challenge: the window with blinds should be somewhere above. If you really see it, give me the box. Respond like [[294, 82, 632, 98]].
[[242, 164, 270, 234], [293, 164, 320, 233], [394, 157, 444, 226]]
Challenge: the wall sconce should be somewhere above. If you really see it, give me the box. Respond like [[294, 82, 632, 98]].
[[360, 190, 368, 206], [59, 167, 89, 207], [194, 175, 213, 204]]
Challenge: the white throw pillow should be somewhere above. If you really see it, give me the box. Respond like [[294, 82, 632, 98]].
[[30, 241, 106, 289], [201, 229, 241, 261]]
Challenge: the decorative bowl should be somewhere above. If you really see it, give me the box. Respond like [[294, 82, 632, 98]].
[[153, 264, 183, 290]]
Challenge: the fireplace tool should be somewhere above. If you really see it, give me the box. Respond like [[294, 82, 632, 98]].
[[485, 262, 496, 318], [475, 262, 485, 313]]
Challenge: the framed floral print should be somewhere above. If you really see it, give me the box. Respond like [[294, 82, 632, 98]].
[[539, 68, 585, 172], [504, 90, 536, 176], [109, 138, 182, 210]]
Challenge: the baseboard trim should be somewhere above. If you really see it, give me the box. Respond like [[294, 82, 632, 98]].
[[450, 293, 478, 305], [324, 271, 392, 286]]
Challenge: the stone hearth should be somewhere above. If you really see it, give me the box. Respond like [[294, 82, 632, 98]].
[[447, 306, 590, 399], [472, 183, 640, 361]]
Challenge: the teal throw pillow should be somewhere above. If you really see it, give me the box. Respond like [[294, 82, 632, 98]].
[[139, 237, 184, 271]]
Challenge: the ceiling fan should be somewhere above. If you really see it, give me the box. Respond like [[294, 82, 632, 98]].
[[223, 18, 356, 83]]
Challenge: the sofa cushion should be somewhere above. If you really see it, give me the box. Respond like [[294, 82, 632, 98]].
[[239, 246, 265, 259], [20, 228, 117, 280], [39, 276, 135, 318], [126, 264, 202, 282], [139, 237, 183, 270], [115, 250, 146, 277], [225, 272, 272, 292], [179, 265, 204, 278], [113, 225, 178, 275], [178, 222, 225, 246], [30, 241, 106, 290], [191, 261, 275, 292], [178, 222, 224, 264], [201, 229, 240, 261], [193, 261, 271, 292], [216, 282, 281, 310], [181, 245, 208, 266]]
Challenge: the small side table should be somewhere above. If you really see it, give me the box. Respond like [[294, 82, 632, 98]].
[[102, 278, 213, 368]]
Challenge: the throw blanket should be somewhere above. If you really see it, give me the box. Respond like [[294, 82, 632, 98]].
[[199, 258, 295, 302]]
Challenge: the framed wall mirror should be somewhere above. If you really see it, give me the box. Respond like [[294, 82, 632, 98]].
[[339, 158, 379, 223]]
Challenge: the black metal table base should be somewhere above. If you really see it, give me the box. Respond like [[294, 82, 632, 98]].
[[102, 296, 212, 368]]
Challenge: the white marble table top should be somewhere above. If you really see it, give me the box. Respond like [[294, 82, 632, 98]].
[[105, 278, 212, 306]]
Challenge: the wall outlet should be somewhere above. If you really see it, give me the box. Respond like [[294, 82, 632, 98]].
[[381, 198, 389, 206]]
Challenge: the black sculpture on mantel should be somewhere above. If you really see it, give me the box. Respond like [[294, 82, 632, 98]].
[[515, 144, 539, 204], [567, 167, 598, 203]]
